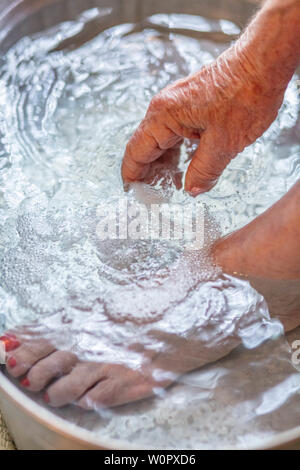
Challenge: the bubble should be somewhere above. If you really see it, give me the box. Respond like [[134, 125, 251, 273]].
[[0, 11, 299, 449]]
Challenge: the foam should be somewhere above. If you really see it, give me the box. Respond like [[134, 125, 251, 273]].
[[0, 10, 299, 448]]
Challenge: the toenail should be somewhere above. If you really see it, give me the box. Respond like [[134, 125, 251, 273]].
[[0, 334, 16, 342], [6, 339, 20, 352], [0, 334, 16, 339], [20, 378, 30, 388], [7, 357, 17, 368], [0, 337, 20, 352], [43, 393, 50, 403]]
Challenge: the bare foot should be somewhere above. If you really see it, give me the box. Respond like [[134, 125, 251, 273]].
[[2, 325, 238, 409], [213, 180, 300, 332], [5, 178, 300, 409], [1, 269, 269, 410], [0, 330, 174, 409]]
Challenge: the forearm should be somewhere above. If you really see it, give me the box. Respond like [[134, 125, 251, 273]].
[[236, 0, 300, 91]]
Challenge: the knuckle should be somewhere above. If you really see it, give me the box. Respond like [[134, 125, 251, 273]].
[[148, 92, 166, 113], [190, 158, 221, 182]]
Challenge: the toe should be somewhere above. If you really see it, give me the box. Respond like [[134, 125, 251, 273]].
[[77, 380, 119, 409], [23, 351, 78, 392], [45, 362, 108, 407], [78, 378, 153, 409], [0, 333, 20, 353], [6, 338, 56, 378]]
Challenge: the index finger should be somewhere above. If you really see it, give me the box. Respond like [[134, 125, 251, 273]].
[[122, 110, 184, 183], [121, 119, 165, 183]]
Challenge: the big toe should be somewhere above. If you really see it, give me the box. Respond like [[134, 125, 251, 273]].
[[78, 379, 154, 410], [78, 365, 161, 409]]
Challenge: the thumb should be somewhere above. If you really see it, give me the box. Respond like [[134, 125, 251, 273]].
[[185, 131, 234, 195]]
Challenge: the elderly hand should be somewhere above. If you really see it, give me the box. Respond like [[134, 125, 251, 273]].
[[122, 0, 300, 195], [121, 45, 284, 195]]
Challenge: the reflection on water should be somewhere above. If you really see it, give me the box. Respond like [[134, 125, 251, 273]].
[[0, 8, 300, 448]]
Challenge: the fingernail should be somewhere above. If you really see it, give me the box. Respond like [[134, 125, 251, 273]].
[[7, 357, 17, 368], [20, 378, 30, 388], [190, 187, 203, 197], [43, 393, 50, 403], [123, 182, 130, 193]]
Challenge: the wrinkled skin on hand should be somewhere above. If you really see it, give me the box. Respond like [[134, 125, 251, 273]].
[[122, 45, 285, 195]]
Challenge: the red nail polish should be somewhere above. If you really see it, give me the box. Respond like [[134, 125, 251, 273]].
[[20, 378, 30, 388], [0, 336, 19, 352], [7, 357, 17, 368], [0, 334, 17, 341], [5, 339, 20, 352], [43, 393, 50, 403]]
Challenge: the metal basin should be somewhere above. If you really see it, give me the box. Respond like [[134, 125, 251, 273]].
[[0, 0, 299, 450]]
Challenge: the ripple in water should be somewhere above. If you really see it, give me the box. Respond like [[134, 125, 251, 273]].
[[0, 9, 300, 449]]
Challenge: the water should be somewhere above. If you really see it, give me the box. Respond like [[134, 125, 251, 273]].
[[0, 8, 300, 448]]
